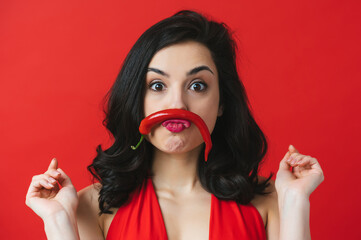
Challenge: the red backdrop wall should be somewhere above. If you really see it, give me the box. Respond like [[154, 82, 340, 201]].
[[1, 0, 360, 239]]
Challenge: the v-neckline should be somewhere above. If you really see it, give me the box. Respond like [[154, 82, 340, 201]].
[[148, 177, 213, 240]]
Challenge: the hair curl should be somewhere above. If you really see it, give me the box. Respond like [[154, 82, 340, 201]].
[[88, 9, 273, 214]]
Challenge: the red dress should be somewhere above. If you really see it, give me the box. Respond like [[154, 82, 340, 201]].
[[106, 176, 266, 240]]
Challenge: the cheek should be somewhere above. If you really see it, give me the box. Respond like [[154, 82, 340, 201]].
[[196, 95, 220, 134], [143, 92, 168, 117], [143, 95, 158, 117], [205, 111, 218, 134]]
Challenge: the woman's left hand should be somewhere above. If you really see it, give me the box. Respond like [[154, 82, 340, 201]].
[[275, 145, 324, 198]]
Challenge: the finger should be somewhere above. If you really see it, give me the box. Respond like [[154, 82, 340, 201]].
[[56, 168, 74, 188], [279, 150, 292, 171], [297, 156, 321, 169], [38, 174, 56, 189], [288, 144, 299, 154], [291, 164, 302, 175], [47, 158, 58, 171], [40, 179, 55, 189], [290, 152, 303, 159], [46, 169, 61, 180], [34, 174, 56, 186], [47, 176, 58, 185], [289, 153, 306, 166], [293, 155, 309, 166], [27, 175, 55, 196]]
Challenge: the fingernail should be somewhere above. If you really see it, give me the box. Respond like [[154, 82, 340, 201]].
[[48, 177, 56, 183], [47, 182, 54, 187]]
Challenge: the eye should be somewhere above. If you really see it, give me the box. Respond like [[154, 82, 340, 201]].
[[149, 81, 165, 91], [190, 81, 207, 92]]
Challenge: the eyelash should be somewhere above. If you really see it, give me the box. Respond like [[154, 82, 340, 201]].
[[190, 82, 207, 91], [149, 82, 164, 91], [148, 80, 208, 92]]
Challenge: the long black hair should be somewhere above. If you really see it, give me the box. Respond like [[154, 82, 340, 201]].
[[88, 9, 273, 214]]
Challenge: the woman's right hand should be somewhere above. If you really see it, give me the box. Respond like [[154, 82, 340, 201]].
[[25, 158, 79, 221]]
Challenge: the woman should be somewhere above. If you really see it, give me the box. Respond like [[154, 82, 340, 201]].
[[26, 10, 324, 240]]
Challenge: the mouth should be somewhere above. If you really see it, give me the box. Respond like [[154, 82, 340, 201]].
[[133, 109, 212, 161], [161, 119, 191, 133]]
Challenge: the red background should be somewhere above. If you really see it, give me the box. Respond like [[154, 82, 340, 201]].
[[1, 0, 360, 239]]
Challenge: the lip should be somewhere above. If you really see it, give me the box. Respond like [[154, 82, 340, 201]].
[[162, 119, 191, 132], [132, 109, 212, 161]]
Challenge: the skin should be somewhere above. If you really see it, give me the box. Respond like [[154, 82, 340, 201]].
[[26, 41, 324, 240]]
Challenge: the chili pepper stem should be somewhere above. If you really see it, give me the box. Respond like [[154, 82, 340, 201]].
[[131, 135, 144, 150]]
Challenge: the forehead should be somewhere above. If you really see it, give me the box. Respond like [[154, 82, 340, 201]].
[[147, 41, 217, 75]]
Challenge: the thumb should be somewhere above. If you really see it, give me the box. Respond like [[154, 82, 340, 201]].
[[279, 150, 292, 171], [47, 158, 58, 171], [56, 168, 74, 188], [288, 144, 299, 154]]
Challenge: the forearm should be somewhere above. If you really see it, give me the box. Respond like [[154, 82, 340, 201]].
[[43, 210, 80, 240], [279, 190, 311, 240]]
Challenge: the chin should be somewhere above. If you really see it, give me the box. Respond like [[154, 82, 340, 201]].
[[149, 129, 203, 153], [163, 138, 187, 152]]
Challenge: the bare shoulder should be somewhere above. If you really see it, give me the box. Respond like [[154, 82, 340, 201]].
[[78, 183, 101, 203], [251, 175, 277, 208], [77, 183, 105, 240], [251, 175, 280, 239], [259, 175, 277, 202]]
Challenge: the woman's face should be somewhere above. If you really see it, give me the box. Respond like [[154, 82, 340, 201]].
[[143, 40, 223, 155]]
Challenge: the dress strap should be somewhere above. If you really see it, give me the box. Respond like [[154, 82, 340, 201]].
[[106, 178, 168, 240], [210, 196, 266, 240]]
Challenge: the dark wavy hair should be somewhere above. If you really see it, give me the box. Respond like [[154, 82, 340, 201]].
[[88, 9, 273, 214]]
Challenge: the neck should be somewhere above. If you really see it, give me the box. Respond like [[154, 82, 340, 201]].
[[150, 144, 203, 194]]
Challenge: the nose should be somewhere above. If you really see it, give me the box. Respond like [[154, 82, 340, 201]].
[[167, 87, 188, 110]]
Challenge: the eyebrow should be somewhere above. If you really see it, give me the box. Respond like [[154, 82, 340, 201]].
[[147, 65, 214, 78]]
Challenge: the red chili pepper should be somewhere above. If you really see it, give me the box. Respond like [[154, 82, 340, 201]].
[[131, 109, 212, 162]]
